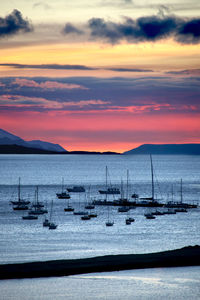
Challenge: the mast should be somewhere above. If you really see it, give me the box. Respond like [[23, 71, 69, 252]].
[[126, 170, 129, 200], [120, 178, 123, 199], [36, 186, 38, 205], [150, 155, 154, 201], [62, 177, 64, 193], [18, 177, 21, 202], [180, 178, 183, 203], [105, 166, 108, 202]]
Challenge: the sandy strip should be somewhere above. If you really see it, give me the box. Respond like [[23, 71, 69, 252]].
[[0, 245, 199, 280]]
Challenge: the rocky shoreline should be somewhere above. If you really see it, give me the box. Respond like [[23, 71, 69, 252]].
[[0, 245, 199, 280]]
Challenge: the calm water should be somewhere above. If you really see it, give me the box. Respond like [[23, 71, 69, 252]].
[[1, 267, 200, 300], [0, 154, 200, 299]]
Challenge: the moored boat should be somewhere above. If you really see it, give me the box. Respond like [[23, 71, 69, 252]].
[[67, 186, 85, 193], [22, 215, 38, 220]]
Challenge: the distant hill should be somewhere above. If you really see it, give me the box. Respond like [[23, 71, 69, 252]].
[[0, 144, 120, 155], [0, 129, 67, 153], [0, 144, 67, 154], [123, 144, 200, 155]]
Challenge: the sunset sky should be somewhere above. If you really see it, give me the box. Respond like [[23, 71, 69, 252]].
[[0, 0, 200, 152]]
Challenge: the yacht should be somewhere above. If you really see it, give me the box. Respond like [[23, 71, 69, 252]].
[[11, 178, 30, 206], [57, 178, 71, 199]]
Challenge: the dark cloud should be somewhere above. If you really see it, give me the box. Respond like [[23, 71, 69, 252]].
[[88, 16, 179, 43], [177, 19, 200, 44], [0, 9, 33, 38], [0, 63, 95, 70], [166, 69, 200, 75], [0, 63, 153, 73], [62, 14, 200, 44], [62, 23, 83, 35], [107, 68, 153, 72]]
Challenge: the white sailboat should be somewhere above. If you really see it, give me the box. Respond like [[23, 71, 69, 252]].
[[48, 200, 57, 230]]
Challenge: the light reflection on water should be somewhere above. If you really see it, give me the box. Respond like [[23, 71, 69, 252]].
[[0, 267, 200, 300]]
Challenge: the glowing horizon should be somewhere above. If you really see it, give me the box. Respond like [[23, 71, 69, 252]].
[[0, 2, 200, 152]]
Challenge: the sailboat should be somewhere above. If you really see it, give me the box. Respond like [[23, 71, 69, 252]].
[[134, 155, 164, 207], [165, 179, 197, 209], [106, 206, 114, 226], [22, 214, 38, 220], [11, 177, 30, 210], [28, 187, 48, 215], [48, 200, 57, 230], [99, 166, 120, 195], [85, 186, 95, 210], [57, 178, 70, 199], [73, 193, 88, 215], [64, 192, 74, 212]]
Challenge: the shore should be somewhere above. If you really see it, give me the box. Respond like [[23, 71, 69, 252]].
[[0, 245, 199, 280]]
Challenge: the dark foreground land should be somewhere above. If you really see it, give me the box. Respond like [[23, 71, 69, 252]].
[[0, 246, 200, 280]]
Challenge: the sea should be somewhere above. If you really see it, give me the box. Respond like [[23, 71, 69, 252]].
[[0, 154, 200, 299]]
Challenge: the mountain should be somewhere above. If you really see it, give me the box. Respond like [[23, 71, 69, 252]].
[[0, 144, 66, 154], [123, 144, 200, 155], [0, 129, 67, 153], [27, 140, 66, 152]]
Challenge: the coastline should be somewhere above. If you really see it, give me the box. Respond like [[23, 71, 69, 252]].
[[0, 245, 199, 280]]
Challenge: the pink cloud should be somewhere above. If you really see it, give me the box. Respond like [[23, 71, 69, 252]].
[[13, 78, 88, 90], [0, 94, 109, 109]]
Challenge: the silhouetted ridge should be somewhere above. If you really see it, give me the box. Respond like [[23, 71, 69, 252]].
[[124, 144, 200, 155]]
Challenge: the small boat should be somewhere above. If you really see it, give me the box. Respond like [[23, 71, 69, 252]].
[[118, 206, 129, 213], [49, 223, 57, 230], [11, 178, 30, 206], [64, 206, 74, 212], [125, 219, 131, 225], [13, 204, 29, 210], [144, 213, 156, 219], [105, 205, 114, 226], [152, 210, 164, 216], [81, 215, 91, 220], [99, 187, 120, 195], [73, 211, 88, 215], [48, 200, 57, 230], [22, 215, 38, 220], [163, 209, 176, 215], [57, 192, 70, 199], [126, 217, 135, 222], [29, 187, 48, 215], [99, 166, 120, 195], [85, 204, 95, 209], [106, 221, 114, 226], [175, 208, 187, 213], [131, 193, 139, 199], [43, 218, 50, 227], [88, 213, 97, 218], [32, 202, 44, 208], [67, 186, 85, 193], [57, 178, 71, 199]]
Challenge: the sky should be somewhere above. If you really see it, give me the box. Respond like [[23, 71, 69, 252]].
[[0, 0, 200, 152]]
